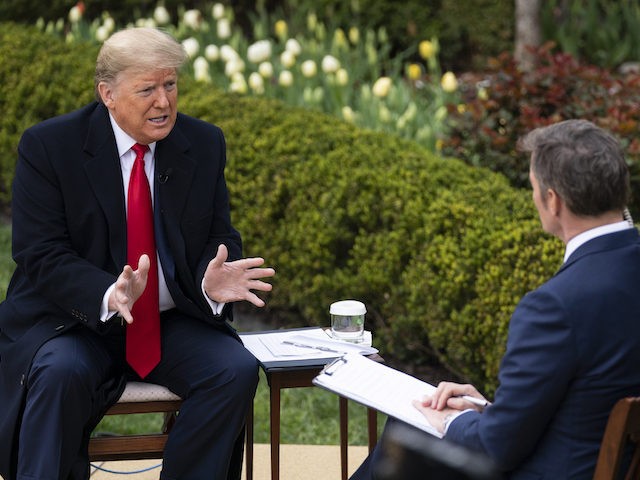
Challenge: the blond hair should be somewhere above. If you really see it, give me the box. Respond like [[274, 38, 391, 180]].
[[94, 27, 187, 101]]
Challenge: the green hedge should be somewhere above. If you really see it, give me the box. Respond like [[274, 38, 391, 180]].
[[0, 23, 98, 207], [0, 23, 564, 395]]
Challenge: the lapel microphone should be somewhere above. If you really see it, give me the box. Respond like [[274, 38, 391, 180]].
[[158, 168, 173, 184]]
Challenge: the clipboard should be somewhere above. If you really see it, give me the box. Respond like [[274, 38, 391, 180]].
[[313, 352, 443, 438]]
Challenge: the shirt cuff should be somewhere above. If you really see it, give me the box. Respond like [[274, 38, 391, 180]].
[[201, 279, 225, 315], [100, 283, 117, 322], [443, 409, 474, 434]]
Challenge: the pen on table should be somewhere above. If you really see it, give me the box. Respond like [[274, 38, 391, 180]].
[[281, 340, 344, 354]]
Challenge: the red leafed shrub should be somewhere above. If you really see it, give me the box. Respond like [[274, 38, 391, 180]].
[[442, 42, 640, 216]]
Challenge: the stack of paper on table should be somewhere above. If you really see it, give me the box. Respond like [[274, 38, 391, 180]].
[[313, 352, 442, 437], [239, 327, 376, 369]]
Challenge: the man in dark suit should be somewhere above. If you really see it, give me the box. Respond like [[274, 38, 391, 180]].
[[351, 120, 640, 479], [0, 27, 275, 480]]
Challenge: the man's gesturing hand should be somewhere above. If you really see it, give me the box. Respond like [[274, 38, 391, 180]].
[[108, 254, 151, 324], [203, 244, 275, 307]]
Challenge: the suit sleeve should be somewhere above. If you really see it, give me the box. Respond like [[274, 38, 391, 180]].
[[445, 287, 576, 471], [11, 129, 116, 329], [194, 126, 242, 305]]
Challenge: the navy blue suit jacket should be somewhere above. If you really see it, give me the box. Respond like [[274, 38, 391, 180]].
[[0, 102, 243, 478], [446, 228, 640, 479]]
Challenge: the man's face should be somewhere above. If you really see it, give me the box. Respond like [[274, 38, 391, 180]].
[[99, 68, 178, 145]]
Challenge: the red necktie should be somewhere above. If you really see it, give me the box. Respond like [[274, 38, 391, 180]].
[[126, 143, 161, 378]]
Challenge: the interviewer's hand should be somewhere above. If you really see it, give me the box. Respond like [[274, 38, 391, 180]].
[[203, 244, 275, 307], [426, 381, 488, 412], [108, 254, 151, 324]]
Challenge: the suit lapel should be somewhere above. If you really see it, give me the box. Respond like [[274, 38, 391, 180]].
[[154, 121, 196, 285], [82, 103, 127, 268]]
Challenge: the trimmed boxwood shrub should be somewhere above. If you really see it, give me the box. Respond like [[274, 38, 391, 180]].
[[0, 23, 564, 395], [182, 89, 563, 394], [0, 23, 98, 208]]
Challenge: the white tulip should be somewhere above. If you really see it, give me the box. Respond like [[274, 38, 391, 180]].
[[372, 77, 392, 98], [336, 68, 349, 86], [205, 44, 220, 62], [220, 45, 238, 62], [182, 38, 200, 58], [321, 55, 340, 74], [153, 6, 170, 25], [258, 61, 274, 78], [217, 18, 231, 39], [300, 60, 317, 78], [247, 40, 272, 64], [278, 70, 293, 87], [212, 3, 225, 20], [183, 9, 201, 30], [342, 106, 355, 122], [248, 72, 265, 94], [285, 38, 302, 56], [193, 57, 211, 83], [224, 57, 245, 77], [95, 25, 110, 42], [280, 50, 296, 69], [68, 5, 82, 23], [230, 72, 247, 93], [102, 16, 115, 33]]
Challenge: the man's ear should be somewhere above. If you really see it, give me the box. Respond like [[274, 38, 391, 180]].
[[547, 188, 562, 216], [97, 82, 114, 107]]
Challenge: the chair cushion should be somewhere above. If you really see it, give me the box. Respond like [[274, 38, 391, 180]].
[[116, 381, 181, 403]]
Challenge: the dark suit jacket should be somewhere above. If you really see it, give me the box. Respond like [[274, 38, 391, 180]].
[[446, 228, 640, 479], [0, 102, 243, 478]]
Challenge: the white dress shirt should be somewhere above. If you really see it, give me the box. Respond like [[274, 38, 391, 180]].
[[100, 115, 222, 320]]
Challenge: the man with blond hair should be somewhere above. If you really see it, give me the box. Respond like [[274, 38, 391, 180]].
[[0, 27, 274, 480]]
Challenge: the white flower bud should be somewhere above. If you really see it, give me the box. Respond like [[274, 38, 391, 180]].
[[280, 50, 296, 69], [182, 37, 200, 58], [153, 6, 170, 25], [300, 60, 317, 78], [258, 61, 274, 78], [212, 3, 225, 20], [321, 55, 340, 74], [247, 40, 272, 64], [220, 45, 238, 62], [372, 77, 392, 98], [285, 38, 302, 56], [183, 9, 201, 30], [248, 72, 265, 94], [278, 70, 293, 87], [217, 18, 231, 39], [205, 44, 220, 62]]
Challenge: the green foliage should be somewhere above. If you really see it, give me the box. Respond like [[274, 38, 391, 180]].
[[260, 0, 514, 71], [180, 84, 563, 394], [0, 23, 97, 207], [541, 0, 640, 69], [0, 23, 563, 396], [442, 44, 640, 219]]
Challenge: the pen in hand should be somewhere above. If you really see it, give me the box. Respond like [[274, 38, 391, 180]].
[[460, 395, 490, 409]]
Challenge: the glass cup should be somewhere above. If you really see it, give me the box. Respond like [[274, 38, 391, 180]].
[[330, 300, 366, 343]]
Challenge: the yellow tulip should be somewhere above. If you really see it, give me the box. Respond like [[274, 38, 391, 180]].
[[407, 63, 422, 81], [419, 40, 435, 60], [275, 20, 288, 40], [441, 71, 458, 93]]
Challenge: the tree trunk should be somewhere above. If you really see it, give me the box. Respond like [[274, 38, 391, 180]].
[[514, 0, 542, 71]]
